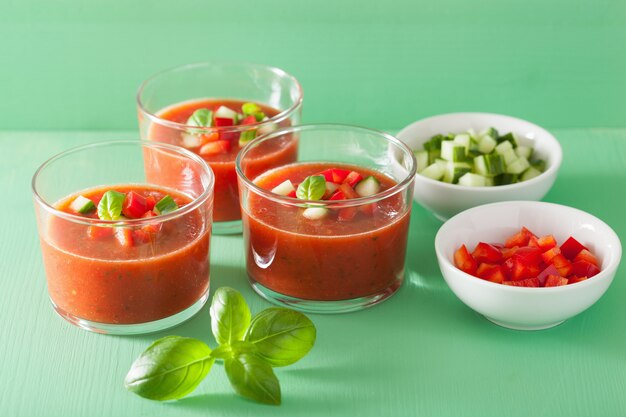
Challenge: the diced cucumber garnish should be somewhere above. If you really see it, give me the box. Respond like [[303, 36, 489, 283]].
[[531, 159, 546, 171], [494, 140, 513, 155], [419, 163, 445, 181], [501, 148, 518, 165], [477, 134, 497, 154], [515, 145, 533, 160], [424, 134, 444, 152], [428, 149, 441, 164], [182, 133, 202, 148], [497, 132, 517, 148], [453, 134, 471, 151], [70, 195, 95, 214], [355, 176, 381, 197], [441, 140, 467, 162], [506, 157, 531, 175], [521, 166, 542, 182], [154, 195, 179, 215], [494, 173, 519, 185], [215, 105, 238, 120], [458, 173, 489, 187], [443, 161, 472, 184], [302, 207, 328, 220], [474, 154, 505, 177], [414, 150, 429, 172], [271, 180, 295, 196]]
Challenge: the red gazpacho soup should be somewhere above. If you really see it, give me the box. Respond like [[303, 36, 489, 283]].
[[40, 185, 210, 324], [150, 99, 297, 222], [241, 163, 411, 301]]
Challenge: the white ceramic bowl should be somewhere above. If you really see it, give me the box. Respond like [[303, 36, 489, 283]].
[[434, 201, 621, 330], [396, 113, 562, 221]]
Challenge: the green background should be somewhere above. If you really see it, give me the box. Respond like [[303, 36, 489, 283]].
[[2, 1, 626, 416], [1, 0, 626, 131]]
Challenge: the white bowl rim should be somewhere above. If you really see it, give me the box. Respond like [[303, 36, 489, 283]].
[[397, 112, 563, 192], [434, 200, 622, 293]]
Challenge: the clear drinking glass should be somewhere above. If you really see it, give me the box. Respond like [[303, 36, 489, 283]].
[[236, 124, 417, 313], [32, 141, 214, 334], [137, 62, 303, 234]]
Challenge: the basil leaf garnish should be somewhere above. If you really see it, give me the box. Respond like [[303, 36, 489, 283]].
[[209, 287, 252, 346], [124, 336, 214, 401], [225, 353, 281, 405], [296, 175, 326, 200], [244, 307, 316, 367], [187, 108, 213, 128], [97, 190, 125, 221]]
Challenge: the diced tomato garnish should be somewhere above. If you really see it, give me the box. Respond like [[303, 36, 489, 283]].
[[145, 195, 156, 211], [114, 227, 134, 247], [571, 261, 601, 278], [568, 276, 588, 285], [535, 235, 557, 251], [541, 247, 561, 264], [87, 225, 113, 240], [199, 140, 231, 156], [339, 183, 359, 199], [476, 263, 505, 284], [503, 277, 541, 287], [329, 191, 346, 201], [504, 227, 537, 248], [560, 236, 588, 260], [343, 171, 363, 188], [536, 264, 560, 286], [122, 191, 148, 219], [574, 249, 599, 267], [471, 242, 502, 264], [214, 117, 234, 127], [545, 274, 568, 287], [550, 254, 574, 277], [337, 207, 357, 222], [454, 245, 478, 275], [240, 115, 257, 125]]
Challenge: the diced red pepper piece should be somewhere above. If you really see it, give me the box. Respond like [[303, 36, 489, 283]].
[[503, 257, 541, 281], [503, 277, 541, 287], [318, 169, 335, 183], [568, 276, 588, 285], [214, 117, 234, 127], [114, 227, 134, 247], [286, 190, 297, 198], [476, 263, 505, 284], [512, 246, 542, 264], [573, 249, 599, 267], [87, 225, 113, 240], [145, 195, 156, 211], [122, 191, 148, 219], [504, 227, 537, 248], [339, 183, 359, 199], [501, 246, 519, 259], [560, 236, 588, 260], [536, 264, 560, 286], [528, 236, 540, 248], [343, 171, 363, 188], [199, 140, 232, 156], [541, 247, 561, 264], [471, 242, 503, 264], [240, 115, 257, 125], [318, 168, 351, 184], [329, 190, 346, 201], [571, 261, 601, 278], [337, 207, 357, 222], [545, 274, 569, 287], [536, 235, 557, 251], [550, 254, 574, 277], [454, 245, 478, 275]]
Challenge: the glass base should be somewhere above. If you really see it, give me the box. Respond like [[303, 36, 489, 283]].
[[250, 279, 402, 314], [50, 289, 210, 335], [213, 219, 242, 235]]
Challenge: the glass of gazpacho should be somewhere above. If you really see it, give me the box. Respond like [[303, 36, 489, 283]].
[[32, 141, 214, 334], [236, 124, 417, 313], [137, 62, 303, 235]]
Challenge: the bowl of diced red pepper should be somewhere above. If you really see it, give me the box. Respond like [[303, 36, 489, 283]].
[[434, 201, 621, 330]]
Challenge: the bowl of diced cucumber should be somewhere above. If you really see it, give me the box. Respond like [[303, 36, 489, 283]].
[[395, 113, 562, 221]]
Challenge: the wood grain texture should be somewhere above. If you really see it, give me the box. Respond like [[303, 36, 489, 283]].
[[0, 130, 625, 416]]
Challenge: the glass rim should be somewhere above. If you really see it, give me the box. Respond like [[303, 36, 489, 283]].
[[31, 140, 215, 226], [235, 123, 418, 208], [136, 62, 304, 133]]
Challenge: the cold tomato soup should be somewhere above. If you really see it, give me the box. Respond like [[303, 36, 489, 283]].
[[150, 99, 297, 222], [242, 163, 411, 301], [40, 185, 210, 324]]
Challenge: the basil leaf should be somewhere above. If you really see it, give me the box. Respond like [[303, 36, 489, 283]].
[[244, 307, 316, 367], [210, 287, 252, 346], [296, 175, 326, 201], [187, 108, 213, 128], [97, 190, 125, 221], [124, 336, 214, 401], [154, 195, 178, 215], [225, 353, 281, 405]]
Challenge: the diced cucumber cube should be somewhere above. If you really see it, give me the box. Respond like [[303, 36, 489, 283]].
[[516, 145, 533, 160], [434, 158, 448, 169], [441, 140, 467, 162], [466, 128, 477, 139], [474, 154, 505, 177], [182, 133, 202, 148], [494, 173, 519, 185], [477, 134, 497, 154], [271, 180, 296, 196], [302, 207, 329, 220], [443, 161, 472, 184], [428, 149, 441, 164], [355, 176, 381, 197], [414, 150, 429, 173], [215, 105, 238, 120], [419, 163, 445, 181], [458, 173, 490, 187], [494, 140, 513, 155], [453, 134, 471, 151], [506, 157, 531, 174], [424, 134, 445, 152], [497, 132, 518, 148], [69, 195, 95, 214], [501, 148, 518, 165], [521, 166, 542, 181], [531, 159, 546, 172]]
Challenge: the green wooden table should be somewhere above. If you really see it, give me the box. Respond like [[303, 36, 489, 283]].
[[1, 129, 625, 416]]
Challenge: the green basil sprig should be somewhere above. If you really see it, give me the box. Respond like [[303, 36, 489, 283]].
[[97, 190, 125, 221], [124, 287, 316, 405], [296, 175, 326, 200]]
